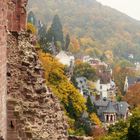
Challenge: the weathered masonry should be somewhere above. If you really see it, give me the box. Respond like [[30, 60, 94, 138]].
[[7, 0, 28, 32], [0, 0, 7, 139], [0, 0, 28, 139]]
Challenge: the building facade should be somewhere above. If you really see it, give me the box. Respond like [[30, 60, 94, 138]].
[[7, 0, 28, 32], [93, 99, 130, 124], [95, 79, 116, 101]]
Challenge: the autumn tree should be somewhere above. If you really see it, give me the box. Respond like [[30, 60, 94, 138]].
[[113, 64, 135, 95], [90, 113, 101, 126], [124, 83, 140, 107], [69, 37, 80, 54], [38, 51, 86, 118], [27, 23, 37, 34]]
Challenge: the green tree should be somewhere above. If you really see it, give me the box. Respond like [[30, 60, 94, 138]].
[[38, 24, 48, 51], [86, 96, 96, 114], [72, 62, 97, 82], [27, 11, 37, 26], [47, 15, 64, 49], [65, 34, 70, 51], [128, 108, 140, 140]]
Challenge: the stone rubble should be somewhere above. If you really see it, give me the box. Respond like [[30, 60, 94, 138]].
[[68, 136, 94, 140], [7, 32, 68, 140]]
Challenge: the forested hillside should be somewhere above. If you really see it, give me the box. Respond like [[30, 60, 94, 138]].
[[28, 0, 140, 61]]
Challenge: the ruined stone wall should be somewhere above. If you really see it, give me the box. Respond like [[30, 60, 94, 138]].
[[7, 33, 68, 140], [1, 1, 68, 139], [0, 0, 7, 139]]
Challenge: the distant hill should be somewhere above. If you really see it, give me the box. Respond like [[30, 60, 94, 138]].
[[28, 0, 140, 61]]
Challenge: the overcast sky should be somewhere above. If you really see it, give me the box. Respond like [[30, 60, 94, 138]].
[[97, 0, 140, 21]]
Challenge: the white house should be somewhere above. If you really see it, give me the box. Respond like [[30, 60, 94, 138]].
[[83, 56, 108, 68], [95, 79, 116, 101], [56, 51, 75, 66]]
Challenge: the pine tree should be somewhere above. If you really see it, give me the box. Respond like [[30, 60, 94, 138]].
[[65, 34, 70, 51], [86, 96, 95, 114], [27, 11, 37, 26], [47, 15, 64, 49], [38, 24, 50, 52]]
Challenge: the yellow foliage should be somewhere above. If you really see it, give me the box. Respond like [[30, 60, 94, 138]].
[[104, 50, 113, 59], [80, 37, 95, 47], [27, 23, 37, 34], [69, 37, 80, 54], [85, 47, 94, 55], [38, 51, 87, 117], [90, 113, 102, 126]]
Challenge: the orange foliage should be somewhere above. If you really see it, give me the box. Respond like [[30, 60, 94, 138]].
[[90, 126, 106, 139], [75, 59, 82, 65], [70, 37, 80, 52], [124, 83, 140, 107]]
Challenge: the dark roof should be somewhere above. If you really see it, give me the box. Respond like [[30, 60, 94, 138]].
[[116, 101, 130, 116], [94, 99, 129, 115], [104, 101, 117, 113], [128, 76, 140, 86], [94, 99, 109, 107]]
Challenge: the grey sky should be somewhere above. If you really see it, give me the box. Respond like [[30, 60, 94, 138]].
[[97, 0, 140, 20]]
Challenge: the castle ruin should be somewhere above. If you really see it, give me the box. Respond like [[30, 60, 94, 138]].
[[0, 0, 27, 139]]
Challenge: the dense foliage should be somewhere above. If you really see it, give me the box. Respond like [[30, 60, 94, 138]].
[[38, 51, 86, 118], [72, 62, 97, 82], [113, 63, 135, 95], [38, 51, 103, 136], [101, 107, 140, 140], [124, 83, 140, 107], [28, 0, 140, 61], [27, 23, 37, 34]]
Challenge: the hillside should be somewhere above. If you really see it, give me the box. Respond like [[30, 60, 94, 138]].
[[28, 0, 140, 61]]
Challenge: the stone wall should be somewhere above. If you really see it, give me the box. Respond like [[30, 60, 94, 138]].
[[1, 1, 68, 140], [68, 136, 93, 140], [7, 33, 68, 140], [0, 0, 7, 139], [0, 0, 28, 139]]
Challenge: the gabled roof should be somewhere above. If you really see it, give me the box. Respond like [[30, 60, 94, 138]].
[[94, 99, 109, 107], [104, 101, 117, 113], [94, 99, 129, 115], [127, 76, 140, 86], [116, 101, 130, 116]]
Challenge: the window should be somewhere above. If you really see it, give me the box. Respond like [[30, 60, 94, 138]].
[[10, 121, 14, 129], [100, 85, 102, 89]]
